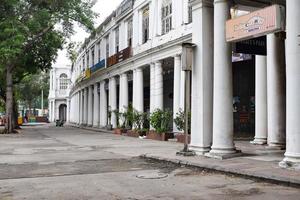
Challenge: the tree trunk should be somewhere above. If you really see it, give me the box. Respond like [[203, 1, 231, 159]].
[[5, 65, 14, 133]]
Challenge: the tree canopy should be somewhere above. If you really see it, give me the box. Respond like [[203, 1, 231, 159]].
[[0, 0, 97, 132]]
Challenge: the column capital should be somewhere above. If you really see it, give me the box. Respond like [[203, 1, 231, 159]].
[[190, 0, 214, 10], [214, 0, 233, 6], [155, 60, 162, 66], [174, 54, 182, 60]]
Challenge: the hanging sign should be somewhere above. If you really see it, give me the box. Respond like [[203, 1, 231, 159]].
[[226, 5, 285, 42]]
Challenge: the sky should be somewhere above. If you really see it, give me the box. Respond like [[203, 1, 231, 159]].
[[52, 0, 122, 68]]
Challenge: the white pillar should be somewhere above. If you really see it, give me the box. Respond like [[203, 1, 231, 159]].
[[155, 61, 163, 110], [173, 55, 182, 132], [251, 55, 268, 145], [267, 33, 286, 147], [87, 85, 93, 126], [209, 0, 237, 156], [132, 69, 136, 109], [83, 87, 88, 125], [189, 0, 214, 155], [93, 83, 99, 127], [77, 92, 80, 124], [109, 77, 117, 128], [150, 63, 156, 113], [280, 0, 300, 168], [135, 67, 144, 112], [99, 81, 108, 128], [66, 99, 70, 123], [79, 90, 83, 125], [119, 73, 129, 112]]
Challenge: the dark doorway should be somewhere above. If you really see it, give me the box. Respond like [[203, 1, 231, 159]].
[[59, 104, 67, 122]]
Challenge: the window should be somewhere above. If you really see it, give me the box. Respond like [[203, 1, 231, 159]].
[[59, 74, 69, 90], [162, 1, 172, 35], [188, 0, 192, 24], [82, 56, 85, 71], [115, 27, 119, 53], [142, 6, 149, 44], [97, 41, 101, 62], [106, 36, 110, 59], [127, 18, 133, 47], [91, 46, 95, 67], [86, 51, 89, 68]]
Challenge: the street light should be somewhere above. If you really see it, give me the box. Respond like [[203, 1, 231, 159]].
[[177, 42, 196, 156]]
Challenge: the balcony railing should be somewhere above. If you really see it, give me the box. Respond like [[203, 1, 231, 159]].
[[107, 46, 132, 67]]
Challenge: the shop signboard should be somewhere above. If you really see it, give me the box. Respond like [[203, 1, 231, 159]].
[[85, 68, 91, 79], [91, 59, 106, 73], [226, 5, 285, 42], [232, 36, 267, 55]]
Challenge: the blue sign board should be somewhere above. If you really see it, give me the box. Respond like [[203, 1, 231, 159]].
[[91, 59, 106, 73]]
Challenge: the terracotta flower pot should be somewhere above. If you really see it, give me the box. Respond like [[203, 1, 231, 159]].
[[114, 128, 123, 135], [176, 133, 191, 144], [146, 130, 174, 141], [127, 130, 140, 138]]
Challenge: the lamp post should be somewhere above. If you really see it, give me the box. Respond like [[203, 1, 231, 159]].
[[177, 43, 196, 156]]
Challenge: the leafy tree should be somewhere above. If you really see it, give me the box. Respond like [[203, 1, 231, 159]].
[[0, 0, 97, 133], [16, 71, 49, 115]]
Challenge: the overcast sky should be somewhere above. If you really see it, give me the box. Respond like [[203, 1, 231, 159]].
[[52, 0, 122, 68]]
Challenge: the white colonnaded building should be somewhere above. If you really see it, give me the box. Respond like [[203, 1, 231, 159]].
[[49, 0, 300, 168]]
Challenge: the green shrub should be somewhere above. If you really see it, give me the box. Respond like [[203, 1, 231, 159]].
[[150, 109, 172, 134], [174, 109, 191, 133]]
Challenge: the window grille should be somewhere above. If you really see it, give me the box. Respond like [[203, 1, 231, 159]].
[[97, 42, 101, 62], [162, 1, 172, 35], [127, 18, 133, 47], [142, 6, 149, 44], [86, 52, 89, 68], [106, 36, 110, 59], [59, 74, 69, 90], [115, 27, 119, 53], [91, 46, 95, 67], [188, 0, 193, 24]]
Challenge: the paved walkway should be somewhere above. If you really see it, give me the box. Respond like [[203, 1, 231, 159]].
[[75, 124, 300, 187]]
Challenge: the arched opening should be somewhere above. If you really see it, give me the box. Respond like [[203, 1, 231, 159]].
[[59, 104, 67, 122]]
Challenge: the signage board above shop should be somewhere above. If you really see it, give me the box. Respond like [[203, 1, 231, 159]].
[[233, 36, 267, 55], [226, 5, 285, 42]]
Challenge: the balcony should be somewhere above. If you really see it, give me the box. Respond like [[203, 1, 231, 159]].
[[107, 46, 132, 68]]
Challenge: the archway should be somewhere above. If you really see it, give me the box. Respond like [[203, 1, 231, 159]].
[[59, 104, 67, 121]]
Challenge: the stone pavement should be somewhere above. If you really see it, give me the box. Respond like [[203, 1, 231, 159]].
[[76, 124, 300, 187]]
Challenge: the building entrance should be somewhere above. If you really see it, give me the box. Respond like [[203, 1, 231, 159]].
[[59, 104, 67, 122], [233, 56, 255, 139]]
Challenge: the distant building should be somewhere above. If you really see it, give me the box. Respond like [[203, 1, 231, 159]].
[[48, 66, 71, 122]]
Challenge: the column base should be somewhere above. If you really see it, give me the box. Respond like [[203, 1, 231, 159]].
[[250, 138, 267, 145], [267, 142, 286, 150], [87, 124, 93, 127], [279, 153, 300, 170], [205, 150, 242, 160], [205, 146, 242, 160], [189, 145, 211, 155], [92, 125, 99, 128]]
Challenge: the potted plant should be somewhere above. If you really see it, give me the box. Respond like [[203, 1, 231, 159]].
[[106, 106, 113, 130], [127, 109, 143, 137], [113, 109, 123, 135], [148, 109, 173, 141], [174, 109, 191, 144]]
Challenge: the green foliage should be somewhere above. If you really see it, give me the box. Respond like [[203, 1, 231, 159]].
[[108, 106, 112, 125], [0, 0, 97, 132], [15, 71, 49, 111], [174, 109, 191, 133], [150, 109, 172, 134], [113, 109, 121, 128]]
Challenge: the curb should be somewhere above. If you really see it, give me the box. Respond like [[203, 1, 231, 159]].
[[66, 124, 113, 134], [140, 154, 300, 188]]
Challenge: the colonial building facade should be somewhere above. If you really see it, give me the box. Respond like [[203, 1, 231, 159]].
[[65, 0, 300, 168], [48, 66, 71, 122]]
